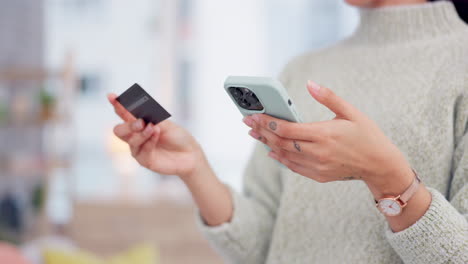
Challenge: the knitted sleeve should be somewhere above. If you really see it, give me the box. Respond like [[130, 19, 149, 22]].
[[385, 91, 468, 263], [196, 142, 283, 264]]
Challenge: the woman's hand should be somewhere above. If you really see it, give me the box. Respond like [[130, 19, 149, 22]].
[[243, 81, 415, 197], [107, 93, 233, 226], [107, 93, 205, 179]]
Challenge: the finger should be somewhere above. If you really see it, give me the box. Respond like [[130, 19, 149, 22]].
[[268, 151, 314, 175], [245, 114, 325, 141], [268, 151, 330, 183], [306, 81, 359, 121], [128, 124, 155, 156], [248, 127, 316, 157], [107, 93, 136, 122], [149, 125, 162, 145], [113, 119, 145, 141], [273, 148, 315, 166], [268, 150, 303, 171], [249, 129, 283, 152], [256, 129, 324, 164], [138, 126, 162, 157], [107, 93, 117, 103], [141, 125, 162, 154]]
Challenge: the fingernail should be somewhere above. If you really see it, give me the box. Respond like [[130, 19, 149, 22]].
[[308, 80, 321, 96], [251, 114, 260, 122], [268, 151, 279, 160], [249, 130, 261, 140], [243, 116, 254, 127], [133, 120, 143, 130], [143, 125, 153, 136]]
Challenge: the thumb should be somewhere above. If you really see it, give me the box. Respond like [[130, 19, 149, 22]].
[[150, 125, 162, 145], [307, 80, 357, 120]]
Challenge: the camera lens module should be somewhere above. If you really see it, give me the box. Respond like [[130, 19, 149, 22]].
[[229, 86, 264, 111], [240, 99, 250, 108], [230, 87, 242, 98], [246, 95, 258, 105]]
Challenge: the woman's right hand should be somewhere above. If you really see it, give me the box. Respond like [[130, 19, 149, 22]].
[[107, 93, 233, 226], [107, 93, 206, 179]]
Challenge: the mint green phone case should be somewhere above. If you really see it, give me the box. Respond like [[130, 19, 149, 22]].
[[224, 76, 303, 158], [224, 76, 303, 123]]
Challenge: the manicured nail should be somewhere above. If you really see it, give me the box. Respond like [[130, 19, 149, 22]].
[[251, 114, 260, 122], [133, 119, 144, 130], [243, 116, 254, 127], [308, 80, 321, 96], [143, 124, 153, 136], [249, 130, 261, 140], [268, 151, 279, 160]]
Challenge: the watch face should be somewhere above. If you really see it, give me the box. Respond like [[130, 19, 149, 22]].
[[378, 199, 402, 216]]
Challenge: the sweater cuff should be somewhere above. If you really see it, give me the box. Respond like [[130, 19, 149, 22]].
[[195, 186, 248, 262], [385, 188, 468, 264]]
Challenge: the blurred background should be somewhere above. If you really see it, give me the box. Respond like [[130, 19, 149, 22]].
[[0, 0, 359, 263]]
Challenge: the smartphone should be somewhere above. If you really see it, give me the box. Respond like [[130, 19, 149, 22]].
[[224, 76, 303, 123]]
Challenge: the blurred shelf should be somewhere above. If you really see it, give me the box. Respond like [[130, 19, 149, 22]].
[[0, 158, 72, 177], [0, 68, 65, 82], [0, 113, 71, 128]]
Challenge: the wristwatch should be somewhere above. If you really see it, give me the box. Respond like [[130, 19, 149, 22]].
[[375, 170, 421, 216]]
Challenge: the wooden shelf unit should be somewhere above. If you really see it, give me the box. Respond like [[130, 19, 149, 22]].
[[0, 54, 78, 242]]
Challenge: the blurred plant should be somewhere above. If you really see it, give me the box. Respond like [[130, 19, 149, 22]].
[[39, 88, 55, 107], [31, 182, 46, 214], [0, 102, 6, 124], [38, 88, 56, 121]]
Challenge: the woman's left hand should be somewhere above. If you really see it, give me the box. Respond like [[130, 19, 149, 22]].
[[243, 81, 415, 196]]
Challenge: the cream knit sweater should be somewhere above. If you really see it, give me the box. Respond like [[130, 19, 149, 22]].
[[198, 2, 468, 263]]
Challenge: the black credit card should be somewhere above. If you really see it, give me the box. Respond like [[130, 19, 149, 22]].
[[116, 83, 171, 125]]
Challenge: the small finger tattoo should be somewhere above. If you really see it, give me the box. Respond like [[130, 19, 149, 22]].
[[293, 141, 301, 152], [258, 136, 263, 141], [269, 121, 277, 131]]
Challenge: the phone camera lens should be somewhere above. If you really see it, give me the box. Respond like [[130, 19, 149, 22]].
[[230, 87, 263, 111], [240, 99, 251, 108], [246, 95, 258, 105], [230, 87, 242, 98]]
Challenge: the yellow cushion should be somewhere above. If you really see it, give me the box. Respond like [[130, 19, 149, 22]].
[[44, 244, 157, 264], [43, 250, 102, 264], [108, 244, 156, 264]]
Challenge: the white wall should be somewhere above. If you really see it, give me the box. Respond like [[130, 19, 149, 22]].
[[46, 0, 159, 92], [191, 0, 268, 190]]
